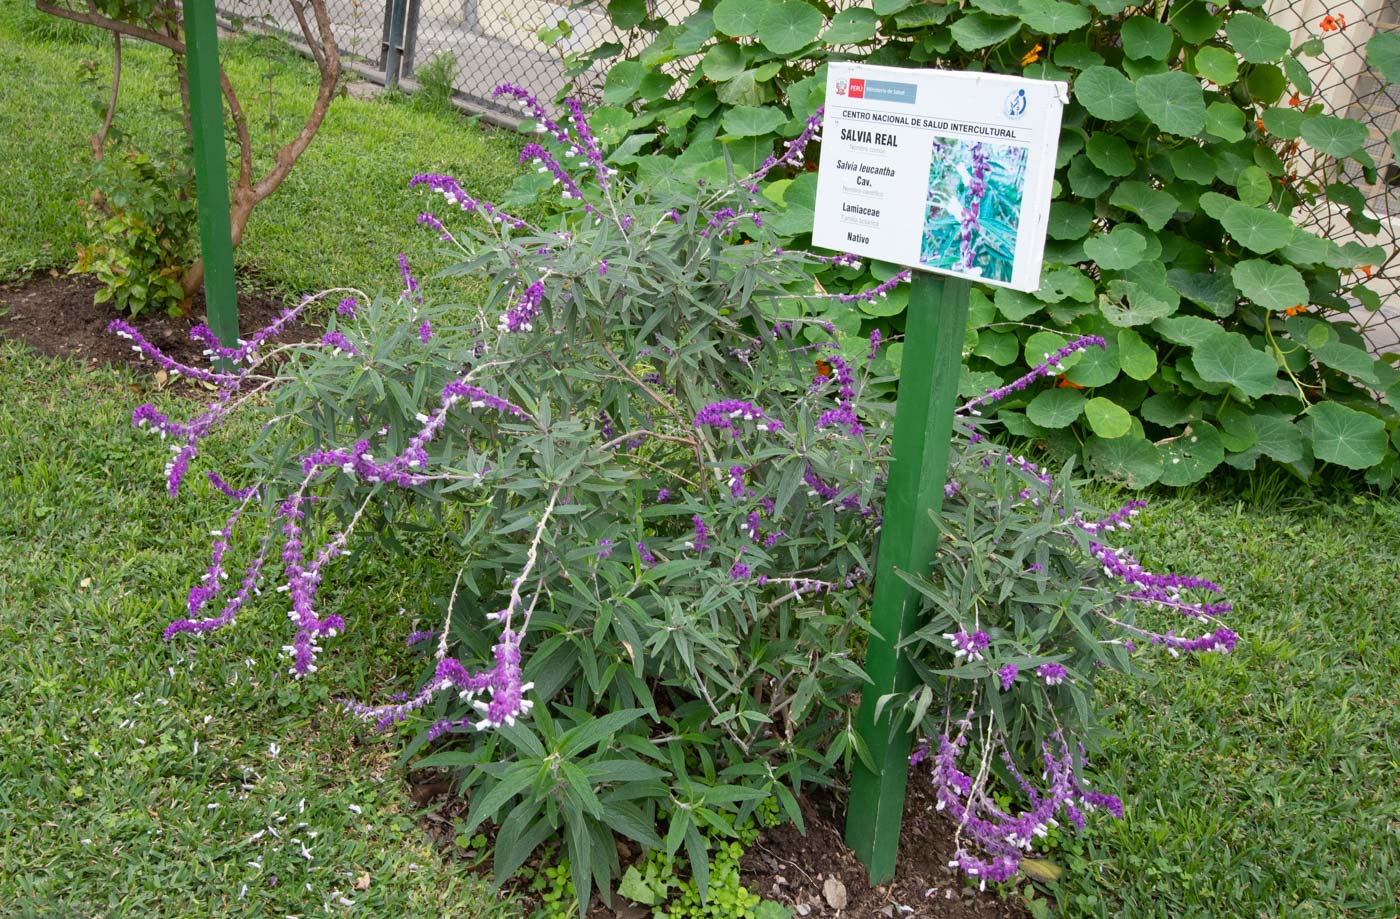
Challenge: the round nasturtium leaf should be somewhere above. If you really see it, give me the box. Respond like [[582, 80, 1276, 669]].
[[1220, 201, 1295, 253], [1117, 328, 1158, 380], [1085, 133, 1138, 176], [722, 105, 788, 138], [714, 0, 773, 36], [1065, 327, 1120, 387], [1120, 16, 1174, 61], [607, 0, 649, 28], [823, 7, 878, 43], [1026, 387, 1087, 428], [1261, 106, 1307, 139], [1250, 413, 1304, 463], [1152, 315, 1221, 347], [1157, 421, 1224, 485], [1048, 201, 1093, 240], [701, 43, 748, 82], [1135, 71, 1207, 136], [1168, 146, 1217, 184], [1299, 115, 1370, 159], [950, 13, 1022, 50], [1084, 396, 1132, 438], [1085, 433, 1164, 487], [1194, 45, 1240, 84], [1232, 259, 1308, 311], [1074, 66, 1140, 121], [1205, 101, 1246, 142], [1369, 31, 1400, 84], [1244, 64, 1287, 104], [1020, 0, 1091, 34], [1025, 330, 1078, 371], [974, 329, 1021, 366], [1189, 329, 1278, 398], [758, 0, 825, 54], [1306, 402, 1389, 469], [1234, 165, 1273, 207], [1110, 182, 1180, 231], [1225, 12, 1290, 63], [1217, 405, 1259, 452], [1083, 226, 1148, 270]]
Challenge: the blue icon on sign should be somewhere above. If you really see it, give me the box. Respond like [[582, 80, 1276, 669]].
[[1004, 88, 1028, 119]]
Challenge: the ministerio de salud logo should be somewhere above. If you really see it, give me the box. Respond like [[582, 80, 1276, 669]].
[[1003, 87, 1029, 119]]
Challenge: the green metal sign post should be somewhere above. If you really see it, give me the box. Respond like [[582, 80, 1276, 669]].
[[844, 271, 971, 883], [184, 0, 239, 349]]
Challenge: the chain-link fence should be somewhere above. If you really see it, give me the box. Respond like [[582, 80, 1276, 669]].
[[221, 0, 1399, 350], [1265, 0, 1400, 354]]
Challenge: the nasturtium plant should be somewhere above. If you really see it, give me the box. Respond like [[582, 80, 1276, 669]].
[[571, 0, 1400, 486]]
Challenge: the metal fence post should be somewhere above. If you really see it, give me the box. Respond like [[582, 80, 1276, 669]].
[[402, 0, 422, 76], [381, 0, 408, 86]]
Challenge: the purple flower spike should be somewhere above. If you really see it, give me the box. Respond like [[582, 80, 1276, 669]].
[[1036, 662, 1068, 686]]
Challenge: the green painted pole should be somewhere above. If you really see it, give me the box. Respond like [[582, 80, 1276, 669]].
[[844, 272, 971, 883], [184, 0, 239, 350]]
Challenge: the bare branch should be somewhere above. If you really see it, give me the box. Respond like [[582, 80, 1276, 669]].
[[92, 32, 121, 160], [36, 0, 182, 53]]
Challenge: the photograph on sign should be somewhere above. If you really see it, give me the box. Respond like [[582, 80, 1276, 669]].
[[812, 64, 1068, 292]]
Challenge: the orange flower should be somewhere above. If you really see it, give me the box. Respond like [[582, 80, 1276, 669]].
[[1284, 304, 1308, 317], [1256, 118, 1267, 133], [1319, 13, 1346, 31], [1360, 265, 1374, 279], [1288, 91, 1301, 107], [1056, 377, 1085, 390], [1021, 43, 1044, 66]]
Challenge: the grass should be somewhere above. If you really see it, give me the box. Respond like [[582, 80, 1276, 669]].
[[0, 345, 518, 915], [0, 8, 529, 297], [1049, 488, 1400, 917], [3, 8, 1400, 917]]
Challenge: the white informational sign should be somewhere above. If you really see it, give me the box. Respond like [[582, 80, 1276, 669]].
[[812, 63, 1068, 292]]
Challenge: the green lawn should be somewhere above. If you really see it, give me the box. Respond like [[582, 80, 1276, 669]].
[[3, 7, 1399, 918], [0, 7, 528, 297], [0, 345, 517, 915], [1054, 490, 1400, 917]]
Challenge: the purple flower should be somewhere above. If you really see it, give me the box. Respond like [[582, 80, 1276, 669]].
[[336, 296, 358, 317], [690, 515, 711, 554], [418, 320, 433, 343], [397, 253, 422, 304], [596, 538, 613, 559], [997, 664, 1018, 690], [692, 400, 782, 437], [637, 541, 656, 567], [320, 331, 358, 356], [408, 173, 529, 230], [655, 488, 670, 504], [728, 465, 748, 499], [946, 630, 990, 661], [598, 259, 608, 277], [499, 280, 545, 333], [1036, 662, 1068, 686]]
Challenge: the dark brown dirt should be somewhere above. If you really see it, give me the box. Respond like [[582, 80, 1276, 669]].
[[740, 783, 1029, 919], [0, 272, 320, 378], [408, 771, 1028, 919]]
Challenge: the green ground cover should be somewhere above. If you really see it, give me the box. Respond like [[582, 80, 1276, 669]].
[[1, 8, 1397, 917]]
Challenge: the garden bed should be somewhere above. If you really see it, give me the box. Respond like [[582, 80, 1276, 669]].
[[409, 771, 1029, 918], [0, 272, 319, 377]]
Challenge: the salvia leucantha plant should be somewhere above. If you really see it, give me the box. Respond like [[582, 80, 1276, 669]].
[[119, 87, 1234, 912]]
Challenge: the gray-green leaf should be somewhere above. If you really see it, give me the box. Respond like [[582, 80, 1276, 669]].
[[1306, 402, 1388, 469], [1136, 71, 1207, 136]]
